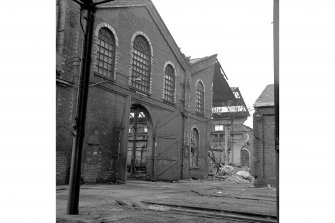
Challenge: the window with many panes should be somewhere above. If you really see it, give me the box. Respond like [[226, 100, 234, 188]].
[[163, 64, 175, 103], [96, 27, 115, 78], [196, 81, 204, 114], [131, 35, 151, 93]]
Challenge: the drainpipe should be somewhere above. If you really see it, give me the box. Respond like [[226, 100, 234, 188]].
[[261, 117, 265, 179], [224, 125, 229, 165], [231, 116, 234, 164], [152, 123, 156, 181], [131, 108, 139, 174], [180, 71, 188, 179]]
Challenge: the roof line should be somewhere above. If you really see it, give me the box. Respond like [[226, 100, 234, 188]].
[[215, 59, 228, 80], [98, 0, 190, 70]]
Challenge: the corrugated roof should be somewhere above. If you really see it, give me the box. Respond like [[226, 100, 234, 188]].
[[254, 84, 274, 107]]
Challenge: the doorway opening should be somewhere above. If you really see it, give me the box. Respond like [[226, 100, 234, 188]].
[[127, 104, 153, 180], [240, 149, 250, 167]]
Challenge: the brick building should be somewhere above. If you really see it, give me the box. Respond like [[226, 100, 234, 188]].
[[56, 0, 226, 185], [253, 84, 276, 187], [210, 86, 253, 169]]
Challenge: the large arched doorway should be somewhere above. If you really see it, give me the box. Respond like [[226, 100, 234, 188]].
[[127, 104, 153, 180]]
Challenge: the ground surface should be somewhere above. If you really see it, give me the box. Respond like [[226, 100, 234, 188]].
[[57, 180, 277, 223]]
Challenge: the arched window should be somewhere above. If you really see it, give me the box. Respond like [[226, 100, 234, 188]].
[[190, 128, 199, 168], [196, 81, 204, 114], [163, 64, 175, 103], [131, 35, 151, 93], [96, 27, 116, 77]]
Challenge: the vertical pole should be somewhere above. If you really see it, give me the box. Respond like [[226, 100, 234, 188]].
[[67, 3, 96, 215], [231, 116, 234, 163], [117, 96, 131, 183], [224, 125, 229, 164], [151, 124, 156, 181], [131, 108, 139, 174], [273, 0, 279, 221]]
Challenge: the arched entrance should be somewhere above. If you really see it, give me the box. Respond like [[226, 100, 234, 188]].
[[190, 127, 199, 168], [127, 104, 153, 180], [240, 149, 250, 167]]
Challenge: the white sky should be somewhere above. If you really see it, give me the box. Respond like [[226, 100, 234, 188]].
[[152, 0, 274, 127]]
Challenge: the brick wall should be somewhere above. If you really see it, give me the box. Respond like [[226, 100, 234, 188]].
[[56, 0, 83, 185], [56, 2, 186, 184], [56, 151, 69, 185], [93, 6, 185, 102], [253, 107, 276, 187], [182, 63, 214, 179], [56, 1, 215, 184]]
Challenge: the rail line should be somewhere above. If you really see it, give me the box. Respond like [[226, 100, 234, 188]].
[[141, 201, 277, 223]]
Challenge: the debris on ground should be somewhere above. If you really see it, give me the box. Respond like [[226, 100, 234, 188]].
[[236, 171, 252, 180], [212, 165, 254, 183]]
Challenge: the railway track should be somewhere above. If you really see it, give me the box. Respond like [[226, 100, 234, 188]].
[[141, 201, 277, 223]]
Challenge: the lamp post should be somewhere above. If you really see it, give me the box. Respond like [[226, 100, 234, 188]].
[[66, 0, 114, 215], [273, 0, 279, 221]]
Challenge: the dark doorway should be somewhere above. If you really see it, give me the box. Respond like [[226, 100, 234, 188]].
[[127, 105, 151, 180], [240, 149, 250, 167]]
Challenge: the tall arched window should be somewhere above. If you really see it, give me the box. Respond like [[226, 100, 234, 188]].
[[131, 35, 151, 93], [163, 64, 175, 103], [190, 128, 199, 168], [96, 27, 116, 78], [196, 81, 204, 114]]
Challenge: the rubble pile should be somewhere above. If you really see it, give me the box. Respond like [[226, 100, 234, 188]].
[[212, 165, 254, 183]]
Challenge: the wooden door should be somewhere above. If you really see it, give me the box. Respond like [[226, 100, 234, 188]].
[[153, 110, 181, 181]]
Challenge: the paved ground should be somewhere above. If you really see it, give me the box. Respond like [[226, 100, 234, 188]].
[[57, 179, 277, 223]]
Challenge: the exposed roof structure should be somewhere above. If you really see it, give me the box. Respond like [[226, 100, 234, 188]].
[[212, 63, 235, 106], [254, 84, 274, 107], [188, 55, 235, 107], [212, 87, 250, 119]]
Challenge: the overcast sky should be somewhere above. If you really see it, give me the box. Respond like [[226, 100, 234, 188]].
[[152, 0, 274, 127]]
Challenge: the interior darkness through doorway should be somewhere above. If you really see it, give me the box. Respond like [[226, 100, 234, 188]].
[[127, 106, 149, 180]]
